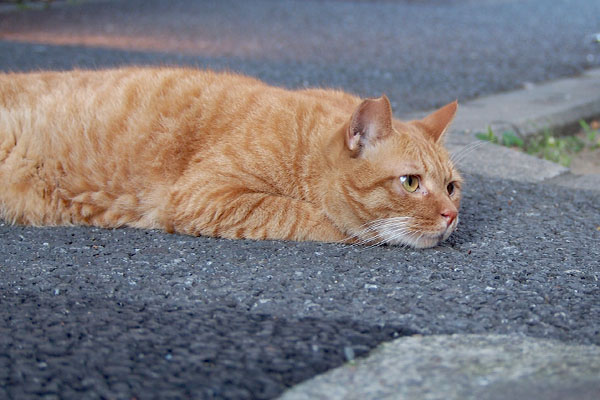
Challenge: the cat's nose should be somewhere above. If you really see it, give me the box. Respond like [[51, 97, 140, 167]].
[[441, 209, 457, 226]]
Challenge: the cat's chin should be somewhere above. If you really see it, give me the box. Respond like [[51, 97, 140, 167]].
[[385, 234, 443, 249], [353, 216, 458, 248], [386, 222, 457, 249]]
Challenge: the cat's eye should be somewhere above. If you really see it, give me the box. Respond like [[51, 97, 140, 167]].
[[447, 182, 455, 195], [400, 175, 419, 193]]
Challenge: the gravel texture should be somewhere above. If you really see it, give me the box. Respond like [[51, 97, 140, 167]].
[[1, 291, 409, 399]]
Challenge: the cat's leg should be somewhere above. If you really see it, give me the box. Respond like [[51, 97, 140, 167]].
[[168, 187, 346, 243]]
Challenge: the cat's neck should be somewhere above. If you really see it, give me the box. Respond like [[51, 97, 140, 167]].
[[303, 115, 349, 204]]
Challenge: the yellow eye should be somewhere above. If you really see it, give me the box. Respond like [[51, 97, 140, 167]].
[[400, 175, 419, 193]]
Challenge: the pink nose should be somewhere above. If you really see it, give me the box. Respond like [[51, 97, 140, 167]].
[[441, 209, 457, 226]]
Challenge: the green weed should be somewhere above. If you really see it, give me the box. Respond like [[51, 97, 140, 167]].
[[475, 120, 600, 167], [475, 127, 524, 148]]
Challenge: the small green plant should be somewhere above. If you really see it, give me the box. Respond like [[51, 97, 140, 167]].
[[525, 128, 585, 166], [500, 131, 524, 148], [475, 120, 599, 167], [11, 0, 54, 10], [475, 127, 524, 148]]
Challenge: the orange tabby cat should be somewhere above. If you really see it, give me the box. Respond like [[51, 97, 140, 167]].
[[0, 67, 461, 248]]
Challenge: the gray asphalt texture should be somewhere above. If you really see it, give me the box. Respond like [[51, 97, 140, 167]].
[[2, 174, 599, 399], [1, 0, 600, 399], [2, 0, 600, 113]]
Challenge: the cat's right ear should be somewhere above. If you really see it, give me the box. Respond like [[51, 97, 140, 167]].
[[346, 95, 393, 157], [415, 100, 458, 143]]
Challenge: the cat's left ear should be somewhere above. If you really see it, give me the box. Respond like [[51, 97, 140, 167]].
[[346, 95, 393, 157], [415, 100, 458, 143]]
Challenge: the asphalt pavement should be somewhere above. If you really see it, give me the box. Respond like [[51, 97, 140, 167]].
[[1, 1, 599, 399], [2, 0, 600, 113]]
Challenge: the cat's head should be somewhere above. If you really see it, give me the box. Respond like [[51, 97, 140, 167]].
[[326, 96, 462, 248]]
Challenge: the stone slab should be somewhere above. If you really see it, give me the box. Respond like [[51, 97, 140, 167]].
[[450, 68, 600, 138], [280, 334, 600, 400], [446, 138, 569, 183]]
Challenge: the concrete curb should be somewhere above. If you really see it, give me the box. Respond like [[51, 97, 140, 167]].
[[451, 68, 600, 138], [441, 67, 600, 190], [279, 334, 600, 400]]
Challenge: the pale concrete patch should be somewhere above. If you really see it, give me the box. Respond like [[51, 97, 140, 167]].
[[446, 138, 569, 183], [279, 334, 600, 400], [450, 68, 600, 138], [545, 172, 600, 193]]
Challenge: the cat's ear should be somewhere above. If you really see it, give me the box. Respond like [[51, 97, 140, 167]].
[[346, 95, 393, 157], [416, 100, 458, 143]]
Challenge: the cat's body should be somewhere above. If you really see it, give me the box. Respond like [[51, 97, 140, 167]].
[[0, 67, 461, 248]]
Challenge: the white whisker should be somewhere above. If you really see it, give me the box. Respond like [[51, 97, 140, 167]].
[[344, 214, 456, 249], [343, 208, 460, 248], [450, 140, 488, 167], [356, 216, 415, 247]]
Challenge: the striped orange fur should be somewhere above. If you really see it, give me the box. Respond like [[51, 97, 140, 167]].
[[0, 67, 461, 248]]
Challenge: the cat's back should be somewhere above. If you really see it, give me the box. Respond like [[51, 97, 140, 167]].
[[0, 67, 355, 226], [0, 67, 263, 107], [0, 67, 267, 141], [0, 67, 274, 225], [0, 68, 271, 175], [0, 67, 354, 154]]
